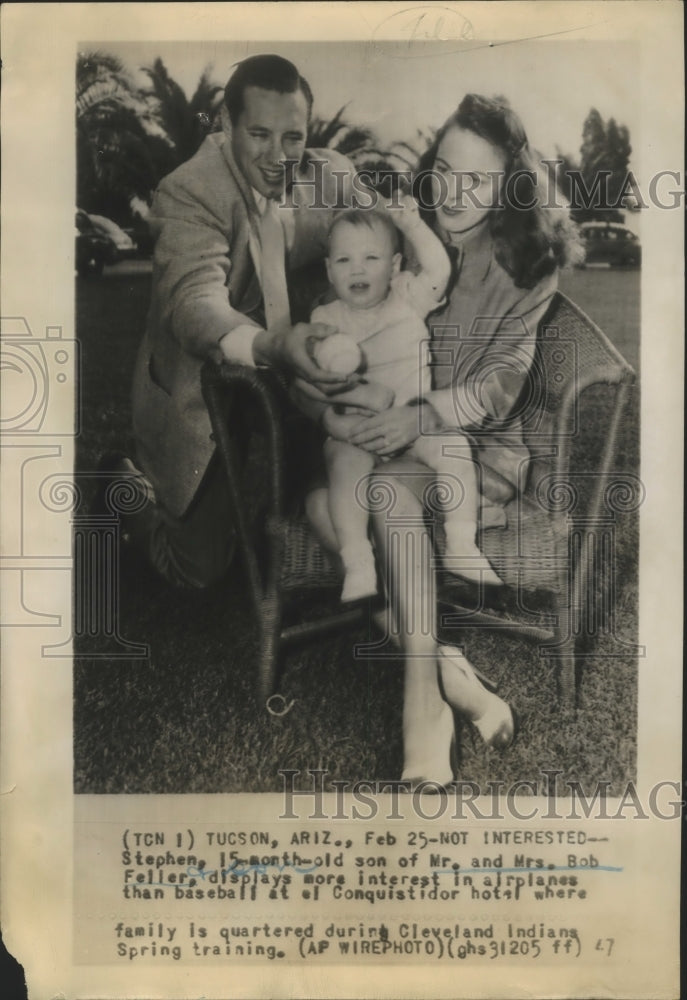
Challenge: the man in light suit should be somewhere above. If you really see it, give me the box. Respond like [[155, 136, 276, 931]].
[[115, 54, 355, 588]]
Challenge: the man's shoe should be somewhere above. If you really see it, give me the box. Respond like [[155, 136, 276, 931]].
[[91, 452, 156, 520]]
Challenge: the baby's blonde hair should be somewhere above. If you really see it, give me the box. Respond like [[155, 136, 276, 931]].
[[327, 208, 401, 255]]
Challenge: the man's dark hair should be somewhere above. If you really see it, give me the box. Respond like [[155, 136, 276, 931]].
[[224, 54, 313, 124]]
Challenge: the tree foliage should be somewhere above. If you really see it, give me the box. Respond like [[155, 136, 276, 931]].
[[76, 51, 158, 221], [76, 51, 635, 233], [141, 58, 224, 172], [577, 108, 633, 220], [308, 104, 388, 166], [76, 53, 226, 224]]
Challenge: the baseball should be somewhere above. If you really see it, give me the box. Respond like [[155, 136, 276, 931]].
[[314, 333, 362, 375]]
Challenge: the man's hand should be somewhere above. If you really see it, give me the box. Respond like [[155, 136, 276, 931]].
[[252, 322, 352, 386]]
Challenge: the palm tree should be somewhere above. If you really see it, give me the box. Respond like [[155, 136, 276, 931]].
[[141, 58, 224, 170], [355, 129, 437, 197], [307, 104, 411, 197], [386, 128, 436, 170], [76, 50, 133, 111], [307, 104, 390, 166], [76, 51, 158, 222]]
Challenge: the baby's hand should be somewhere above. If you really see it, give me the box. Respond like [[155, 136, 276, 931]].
[[386, 190, 422, 233]]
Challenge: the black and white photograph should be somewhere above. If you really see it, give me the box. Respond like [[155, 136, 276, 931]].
[[72, 37, 642, 794], [0, 3, 682, 998]]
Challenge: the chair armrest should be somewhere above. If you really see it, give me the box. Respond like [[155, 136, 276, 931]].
[[528, 378, 637, 528], [524, 292, 637, 523], [201, 359, 289, 519], [202, 359, 290, 411], [200, 359, 292, 609]]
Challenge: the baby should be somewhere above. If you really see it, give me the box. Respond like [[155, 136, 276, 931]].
[[300, 198, 502, 602]]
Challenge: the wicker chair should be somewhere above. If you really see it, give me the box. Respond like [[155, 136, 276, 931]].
[[201, 292, 637, 709]]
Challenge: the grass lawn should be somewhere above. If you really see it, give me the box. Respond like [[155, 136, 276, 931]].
[[73, 264, 639, 794]]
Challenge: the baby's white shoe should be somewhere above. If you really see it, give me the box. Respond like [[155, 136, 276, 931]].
[[443, 525, 502, 585], [340, 543, 378, 603]]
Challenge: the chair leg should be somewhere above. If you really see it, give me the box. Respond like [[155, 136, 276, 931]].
[[256, 515, 287, 705], [554, 579, 578, 709], [258, 597, 281, 704]]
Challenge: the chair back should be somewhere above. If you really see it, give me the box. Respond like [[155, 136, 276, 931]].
[[519, 291, 636, 498]]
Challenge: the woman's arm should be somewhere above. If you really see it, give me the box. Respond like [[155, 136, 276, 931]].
[[347, 401, 443, 456], [426, 274, 557, 430], [349, 272, 557, 453], [322, 408, 372, 441], [291, 377, 395, 414]]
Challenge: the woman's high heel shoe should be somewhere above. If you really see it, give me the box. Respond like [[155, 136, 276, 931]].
[[438, 645, 516, 752], [401, 700, 457, 789]]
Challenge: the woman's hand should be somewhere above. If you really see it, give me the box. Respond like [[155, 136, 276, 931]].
[[322, 407, 367, 441], [348, 405, 436, 457]]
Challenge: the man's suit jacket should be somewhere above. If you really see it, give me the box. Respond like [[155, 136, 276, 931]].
[[132, 131, 353, 518]]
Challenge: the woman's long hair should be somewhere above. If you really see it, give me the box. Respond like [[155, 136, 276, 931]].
[[414, 94, 583, 289]]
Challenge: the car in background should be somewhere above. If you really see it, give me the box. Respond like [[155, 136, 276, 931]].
[[75, 209, 137, 277], [578, 221, 641, 268], [88, 213, 137, 258], [76, 211, 111, 277]]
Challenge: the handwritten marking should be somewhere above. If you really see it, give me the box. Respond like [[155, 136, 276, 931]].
[[464, 21, 606, 54], [372, 6, 602, 59], [372, 5, 474, 57]]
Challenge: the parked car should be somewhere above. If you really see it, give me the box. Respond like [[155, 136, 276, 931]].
[[75, 210, 137, 277], [578, 222, 641, 268], [87, 213, 137, 258], [75, 211, 111, 277]]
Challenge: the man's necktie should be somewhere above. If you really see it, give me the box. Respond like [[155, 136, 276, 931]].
[[258, 198, 291, 331]]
